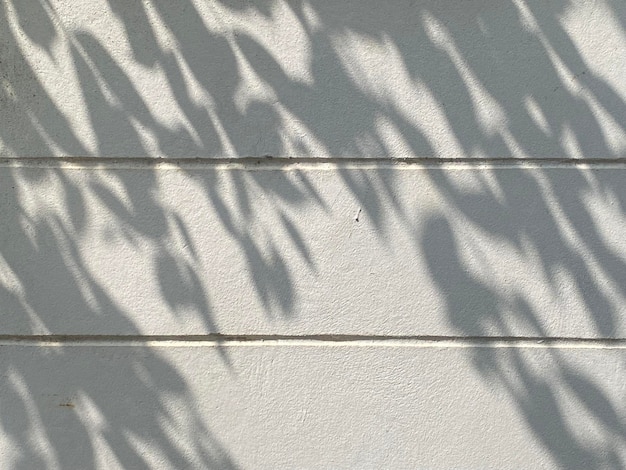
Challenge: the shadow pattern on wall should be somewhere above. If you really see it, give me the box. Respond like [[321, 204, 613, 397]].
[[1, 0, 626, 467]]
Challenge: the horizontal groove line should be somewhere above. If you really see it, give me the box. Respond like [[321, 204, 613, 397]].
[[3, 156, 626, 170], [1, 335, 625, 349]]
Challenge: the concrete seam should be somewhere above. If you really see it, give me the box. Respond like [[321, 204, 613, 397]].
[[1, 335, 625, 349], [3, 156, 626, 170]]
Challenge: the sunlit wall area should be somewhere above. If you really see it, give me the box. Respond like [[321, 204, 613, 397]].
[[1, 0, 626, 468], [4, 0, 626, 160]]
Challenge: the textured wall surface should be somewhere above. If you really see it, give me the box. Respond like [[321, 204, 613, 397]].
[[2, 0, 626, 468]]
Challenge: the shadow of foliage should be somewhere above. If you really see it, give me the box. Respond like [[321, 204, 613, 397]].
[[1, 0, 626, 467]]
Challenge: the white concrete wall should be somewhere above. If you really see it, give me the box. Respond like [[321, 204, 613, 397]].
[[2, 0, 626, 468]]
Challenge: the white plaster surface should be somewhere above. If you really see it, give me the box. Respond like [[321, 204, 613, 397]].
[[0, 164, 626, 338], [2, 0, 626, 158], [2, 164, 626, 339], [0, 342, 624, 469], [2, 0, 626, 467]]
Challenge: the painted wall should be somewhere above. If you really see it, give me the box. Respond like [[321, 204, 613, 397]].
[[2, 0, 626, 468]]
